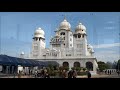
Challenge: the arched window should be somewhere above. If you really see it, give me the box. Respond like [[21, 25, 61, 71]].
[[63, 62, 69, 67], [78, 34, 81, 38], [74, 62, 80, 67], [86, 62, 93, 71], [83, 35, 84, 38], [64, 37, 65, 40], [74, 35, 77, 38], [60, 32, 65, 35]]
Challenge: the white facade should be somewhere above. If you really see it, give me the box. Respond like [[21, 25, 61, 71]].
[[30, 17, 98, 75]]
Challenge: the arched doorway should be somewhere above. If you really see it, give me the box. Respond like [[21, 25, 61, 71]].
[[86, 62, 93, 71], [74, 62, 80, 67], [63, 62, 69, 67]]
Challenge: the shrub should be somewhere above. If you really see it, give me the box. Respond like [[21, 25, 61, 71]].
[[64, 67, 69, 71], [76, 67, 81, 71], [71, 67, 75, 70], [83, 68, 87, 71], [59, 66, 64, 71], [77, 72, 87, 76]]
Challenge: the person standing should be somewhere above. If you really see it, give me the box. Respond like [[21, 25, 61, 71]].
[[87, 71, 91, 78], [117, 70, 120, 76], [73, 70, 77, 78], [68, 70, 73, 78]]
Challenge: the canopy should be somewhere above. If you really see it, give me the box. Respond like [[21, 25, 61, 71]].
[[0, 55, 59, 67]]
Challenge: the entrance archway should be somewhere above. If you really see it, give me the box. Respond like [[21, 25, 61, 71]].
[[74, 62, 80, 67], [86, 62, 93, 71], [63, 62, 69, 67]]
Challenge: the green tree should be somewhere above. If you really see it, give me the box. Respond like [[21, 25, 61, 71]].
[[112, 61, 117, 69], [105, 61, 113, 69], [76, 67, 81, 71], [71, 67, 75, 70], [116, 59, 120, 70], [97, 61, 107, 72], [64, 67, 69, 71], [48, 64, 54, 71]]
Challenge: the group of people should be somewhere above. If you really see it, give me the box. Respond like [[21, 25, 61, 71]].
[[17, 68, 92, 78], [34, 69, 50, 78], [60, 69, 77, 78], [104, 70, 112, 75], [60, 69, 91, 78], [104, 70, 120, 76], [17, 69, 50, 78]]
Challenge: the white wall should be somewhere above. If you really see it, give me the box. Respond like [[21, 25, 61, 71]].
[[18, 66, 23, 73]]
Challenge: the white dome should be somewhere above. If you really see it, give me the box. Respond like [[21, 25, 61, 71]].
[[91, 49, 94, 53], [75, 23, 86, 34], [89, 45, 93, 49], [55, 32, 60, 37], [87, 44, 91, 49], [87, 44, 94, 53], [34, 27, 45, 38], [88, 44, 94, 50], [76, 23, 86, 30], [21, 51, 24, 55], [59, 19, 71, 30]]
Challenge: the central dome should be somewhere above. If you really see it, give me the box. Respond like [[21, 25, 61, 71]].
[[34, 27, 45, 38], [59, 19, 71, 30]]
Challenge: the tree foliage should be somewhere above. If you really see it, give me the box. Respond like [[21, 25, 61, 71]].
[[116, 59, 120, 70], [97, 61, 107, 72], [112, 61, 117, 69], [105, 61, 113, 69]]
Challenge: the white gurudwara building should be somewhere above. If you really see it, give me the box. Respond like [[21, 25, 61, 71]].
[[29, 17, 98, 75]]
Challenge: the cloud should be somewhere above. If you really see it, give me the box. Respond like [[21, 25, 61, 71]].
[[94, 50, 120, 63], [104, 27, 116, 29], [93, 43, 120, 48], [106, 21, 115, 24], [93, 43, 120, 62]]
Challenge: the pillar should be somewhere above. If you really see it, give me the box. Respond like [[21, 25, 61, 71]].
[[69, 61, 73, 70]]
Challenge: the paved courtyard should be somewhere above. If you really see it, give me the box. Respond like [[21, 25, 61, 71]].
[[0, 73, 120, 78]]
